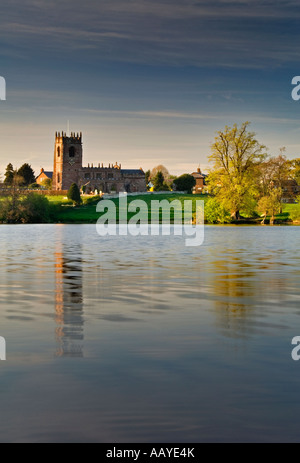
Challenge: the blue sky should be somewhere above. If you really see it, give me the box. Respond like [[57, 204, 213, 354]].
[[1, 0, 300, 175]]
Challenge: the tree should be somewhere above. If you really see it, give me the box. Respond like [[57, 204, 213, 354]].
[[41, 178, 52, 189], [151, 165, 170, 181], [173, 174, 196, 193], [17, 163, 35, 186], [0, 173, 25, 223], [0, 191, 50, 224], [21, 193, 51, 223], [152, 171, 170, 191], [257, 189, 281, 225], [205, 197, 231, 224], [67, 183, 82, 205], [258, 150, 291, 211], [208, 122, 267, 220], [4, 163, 14, 185], [145, 170, 151, 185], [153, 171, 164, 191], [288, 158, 300, 185]]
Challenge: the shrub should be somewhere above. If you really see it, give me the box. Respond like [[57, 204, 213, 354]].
[[21, 193, 51, 222], [289, 204, 300, 222], [83, 195, 102, 205], [29, 183, 40, 189], [67, 183, 82, 206], [205, 197, 231, 223], [41, 178, 52, 189], [0, 193, 50, 223]]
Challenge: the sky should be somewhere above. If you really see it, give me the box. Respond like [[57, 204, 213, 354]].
[[1, 0, 300, 176]]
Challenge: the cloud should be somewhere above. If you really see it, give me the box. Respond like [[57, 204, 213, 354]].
[[81, 109, 219, 120], [0, 0, 299, 69]]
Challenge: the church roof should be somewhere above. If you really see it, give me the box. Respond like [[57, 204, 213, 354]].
[[191, 172, 205, 178], [43, 171, 53, 179], [121, 169, 144, 175], [36, 169, 53, 179]]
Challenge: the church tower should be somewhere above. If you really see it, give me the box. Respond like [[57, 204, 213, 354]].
[[53, 132, 83, 190]]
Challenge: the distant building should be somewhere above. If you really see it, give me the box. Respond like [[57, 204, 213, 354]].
[[281, 179, 300, 203], [191, 166, 207, 194], [36, 168, 53, 185], [53, 132, 146, 193]]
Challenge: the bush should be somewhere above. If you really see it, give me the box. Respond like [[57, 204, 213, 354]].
[[29, 183, 40, 189], [83, 195, 102, 205], [289, 204, 300, 222], [0, 193, 50, 223], [21, 193, 51, 222], [205, 197, 231, 223], [41, 178, 52, 189], [67, 183, 82, 206]]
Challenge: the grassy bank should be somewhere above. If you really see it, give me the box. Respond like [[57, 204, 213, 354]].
[[51, 193, 208, 223], [48, 193, 298, 224], [0, 192, 298, 224]]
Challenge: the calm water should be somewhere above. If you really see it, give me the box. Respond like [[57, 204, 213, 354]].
[[0, 224, 299, 442]]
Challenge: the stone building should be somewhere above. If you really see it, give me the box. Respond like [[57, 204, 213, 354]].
[[52, 132, 146, 193], [191, 166, 207, 194], [36, 168, 53, 185], [281, 179, 300, 203]]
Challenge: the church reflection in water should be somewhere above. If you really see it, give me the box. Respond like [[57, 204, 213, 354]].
[[54, 244, 84, 357]]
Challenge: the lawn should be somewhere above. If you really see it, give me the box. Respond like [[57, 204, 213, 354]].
[[50, 193, 209, 223], [48, 193, 299, 224]]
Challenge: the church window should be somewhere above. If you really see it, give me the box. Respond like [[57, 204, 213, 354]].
[[69, 146, 75, 158], [57, 147, 60, 157]]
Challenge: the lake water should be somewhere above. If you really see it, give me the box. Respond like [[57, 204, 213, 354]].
[[0, 224, 299, 442]]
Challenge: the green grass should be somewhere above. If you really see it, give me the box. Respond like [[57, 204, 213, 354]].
[[49, 193, 209, 223], [47, 195, 72, 205], [45, 194, 300, 224]]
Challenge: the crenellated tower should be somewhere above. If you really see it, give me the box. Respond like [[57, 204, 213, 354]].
[[53, 132, 83, 190]]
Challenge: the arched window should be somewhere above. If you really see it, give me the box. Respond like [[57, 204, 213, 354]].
[[69, 146, 75, 158], [57, 173, 60, 184], [57, 146, 60, 157]]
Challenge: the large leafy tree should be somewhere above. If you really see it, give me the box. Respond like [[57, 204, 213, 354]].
[[257, 189, 282, 225], [257, 150, 291, 211], [17, 163, 35, 186], [288, 158, 300, 185], [207, 122, 267, 219], [173, 174, 196, 193], [4, 163, 14, 185]]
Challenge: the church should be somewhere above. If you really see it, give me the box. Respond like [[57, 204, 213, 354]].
[[52, 131, 146, 194]]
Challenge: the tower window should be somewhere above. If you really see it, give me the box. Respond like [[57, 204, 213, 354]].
[[57, 147, 60, 157], [57, 173, 60, 183], [69, 146, 75, 158]]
